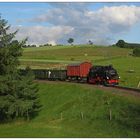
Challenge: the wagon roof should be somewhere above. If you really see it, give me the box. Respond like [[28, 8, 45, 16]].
[[67, 61, 91, 66]]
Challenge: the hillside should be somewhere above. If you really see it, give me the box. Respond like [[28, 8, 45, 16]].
[[19, 45, 140, 88], [21, 45, 131, 61], [0, 82, 139, 137], [1, 44, 140, 137]]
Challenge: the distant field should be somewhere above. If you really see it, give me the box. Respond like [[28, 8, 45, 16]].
[[19, 45, 140, 88], [20, 45, 131, 68], [0, 82, 139, 137], [23, 45, 75, 52], [21, 46, 131, 60]]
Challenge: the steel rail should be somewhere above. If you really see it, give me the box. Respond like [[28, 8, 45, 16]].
[[109, 85, 140, 93]]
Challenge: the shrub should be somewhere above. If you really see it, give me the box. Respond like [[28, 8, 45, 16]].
[[133, 48, 140, 57]]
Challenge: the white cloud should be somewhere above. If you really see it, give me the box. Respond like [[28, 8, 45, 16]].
[[86, 5, 140, 33], [11, 25, 74, 45], [14, 4, 140, 45]]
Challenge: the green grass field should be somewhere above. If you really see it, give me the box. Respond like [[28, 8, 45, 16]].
[[21, 46, 131, 60], [19, 45, 140, 88], [0, 82, 139, 137]]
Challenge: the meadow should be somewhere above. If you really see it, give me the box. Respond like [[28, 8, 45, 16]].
[[21, 45, 131, 61], [20, 45, 140, 88], [0, 82, 139, 137], [4, 45, 138, 138]]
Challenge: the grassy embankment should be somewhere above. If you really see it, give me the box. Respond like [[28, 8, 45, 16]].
[[0, 82, 139, 137], [20, 45, 140, 88]]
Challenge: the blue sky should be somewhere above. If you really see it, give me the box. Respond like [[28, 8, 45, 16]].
[[0, 3, 52, 26], [0, 2, 140, 45]]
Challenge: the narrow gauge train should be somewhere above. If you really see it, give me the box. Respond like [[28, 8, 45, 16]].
[[22, 62, 119, 85]]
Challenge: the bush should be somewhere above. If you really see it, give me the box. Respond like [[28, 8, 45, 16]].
[[70, 58, 75, 61], [133, 48, 140, 57]]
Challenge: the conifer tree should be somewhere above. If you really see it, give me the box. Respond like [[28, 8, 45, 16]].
[[0, 16, 41, 121]]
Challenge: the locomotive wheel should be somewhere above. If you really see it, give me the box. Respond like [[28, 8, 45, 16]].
[[103, 81, 108, 86]]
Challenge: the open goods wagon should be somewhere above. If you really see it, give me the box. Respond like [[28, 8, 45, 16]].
[[20, 69, 67, 80], [33, 69, 67, 80]]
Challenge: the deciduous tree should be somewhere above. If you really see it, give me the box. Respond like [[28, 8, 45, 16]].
[[67, 38, 74, 45]]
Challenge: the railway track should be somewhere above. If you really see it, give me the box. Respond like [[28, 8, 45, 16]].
[[36, 79, 140, 97], [109, 85, 140, 93], [71, 82, 140, 94]]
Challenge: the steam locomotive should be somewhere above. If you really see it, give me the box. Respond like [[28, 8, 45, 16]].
[[22, 62, 119, 86], [88, 65, 119, 85]]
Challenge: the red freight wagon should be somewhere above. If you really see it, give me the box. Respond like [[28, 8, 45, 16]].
[[67, 62, 92, 82]]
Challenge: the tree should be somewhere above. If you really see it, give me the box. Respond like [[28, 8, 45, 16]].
[[88, 40, 93, 45], [0, 16, 41, 122], [115, 40, 140, 49], [67, 38, 74, 45], [116, 40, 125, 48], [133, 48, 140, 57]]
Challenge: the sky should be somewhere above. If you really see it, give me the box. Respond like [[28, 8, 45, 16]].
[[0, 2, 140, 45]]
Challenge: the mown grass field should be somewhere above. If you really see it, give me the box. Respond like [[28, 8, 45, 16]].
[[20, 45, 140, 88], [0, 82, 139, 138]]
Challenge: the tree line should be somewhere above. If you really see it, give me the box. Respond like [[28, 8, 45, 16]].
[[115, 40, 140, 49], [115, 40, 140, 57], [22, 38, 94, 48]]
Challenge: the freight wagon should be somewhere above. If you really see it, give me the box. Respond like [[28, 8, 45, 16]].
[[33, 69, 67, 80], [67, 62, 92, 82], [20, 69, 67, 80]]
